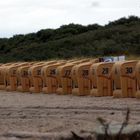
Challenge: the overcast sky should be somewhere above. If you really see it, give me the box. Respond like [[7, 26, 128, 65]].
[[0, 0, 140, 38]]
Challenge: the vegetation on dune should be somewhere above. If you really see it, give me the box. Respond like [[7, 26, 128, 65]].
[[0, 16, 140, 63]]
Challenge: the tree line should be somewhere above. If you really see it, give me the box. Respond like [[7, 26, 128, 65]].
[[0, 16, 140, 62]]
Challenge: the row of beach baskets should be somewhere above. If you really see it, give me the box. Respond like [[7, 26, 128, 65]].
[[0, 58, 140, 98]]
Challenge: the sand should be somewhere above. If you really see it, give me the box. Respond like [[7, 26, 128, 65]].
[[0, 91, 140, 139]]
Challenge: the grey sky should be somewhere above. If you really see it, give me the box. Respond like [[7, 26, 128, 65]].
[[0, 0, 140, 38]]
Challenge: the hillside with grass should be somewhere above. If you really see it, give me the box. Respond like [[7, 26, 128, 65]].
[[0, 16, 140, 63]]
